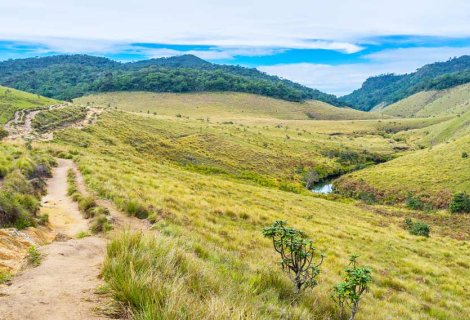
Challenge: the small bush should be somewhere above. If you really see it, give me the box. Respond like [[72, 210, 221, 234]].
[[332, 255, 372, 320], [262, 221, 325, 293], [462, 152, 468, 158], [403, 218, 430, 237], [405, 193, 424, 210], [449, 192, 470, 213]]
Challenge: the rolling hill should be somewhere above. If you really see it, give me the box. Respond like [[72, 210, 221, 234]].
[[341, 55, 470, 111], [0, 86, 58, 124], [374, 82, 470, 118], [75, 92, 383, 121], [0, 54, 344, 106], [334, 135, 470, 208]]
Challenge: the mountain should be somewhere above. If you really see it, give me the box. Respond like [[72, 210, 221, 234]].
[[0, 54, 345, 106], [341, 55, 470, 111]]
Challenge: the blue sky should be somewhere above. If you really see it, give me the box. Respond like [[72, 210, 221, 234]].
[[1, 0, 470, 95]]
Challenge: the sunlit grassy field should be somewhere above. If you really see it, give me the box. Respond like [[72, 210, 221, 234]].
[[335, 135, 470, 207], [39, 106, 470, 319], [75, 92, 385, 120], [0, 86, 58, 124], [377, 83, 470, 118]]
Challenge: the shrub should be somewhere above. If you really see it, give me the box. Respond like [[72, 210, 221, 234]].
[[449, 192, 470, 213], [403, 218, 430, 237], [405, 193, 424, 210], [262, 221, 325, 293], [332, 255, 372, 320], [462, 152, 468, 158]]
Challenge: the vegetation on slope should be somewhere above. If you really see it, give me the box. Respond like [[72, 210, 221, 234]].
[[334, 135, 470, 208], [0, 143, 56, 228], [39, 109, 470, 319], [76, 92, 382, 121], [32, 106, 88, 132], [341, 55, 470, 110], [51, 111, 409, 194], [0, 86, 58, 124], [376, 83, 470, 118], [395, 109, 470, 146], [0, 54, 344, 105]]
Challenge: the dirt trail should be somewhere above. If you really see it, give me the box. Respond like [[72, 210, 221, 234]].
[[4, 104, 99, 141], [0, 160, 108, 320]]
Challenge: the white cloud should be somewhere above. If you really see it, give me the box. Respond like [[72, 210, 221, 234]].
[[259, 46, 470, 96], [0, 0, 469, 50]]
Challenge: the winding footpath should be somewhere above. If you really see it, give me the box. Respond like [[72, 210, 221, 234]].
[[1, 108, 148, 319], [0, 160, 107, 320]]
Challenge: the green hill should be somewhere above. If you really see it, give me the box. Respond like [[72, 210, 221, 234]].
[[335, 134, 470, 208], [341, 55, 470, 110], [375, 83, 470, 118], [76, 92, 382, 121], [0, 54, 344, 105], [0, 86, 58, 124]]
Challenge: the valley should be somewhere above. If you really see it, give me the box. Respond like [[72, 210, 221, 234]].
[[0, 54, 469, 320]]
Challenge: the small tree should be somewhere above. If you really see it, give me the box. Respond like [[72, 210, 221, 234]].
[[262, 221, 325, 293], [332, 255, 372, 320]]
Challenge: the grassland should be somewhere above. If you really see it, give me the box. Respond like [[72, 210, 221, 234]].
[[75, 92, 384, 120], [32, 106, 88, 132], [51, 110, 413, 193], [335, 135, 470, 208], [37, 104, 470, 319], [0, 86, 58, 125], [376, 83, 470, 118]]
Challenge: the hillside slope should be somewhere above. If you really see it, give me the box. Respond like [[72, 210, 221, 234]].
[[0, 86, 58, 124], [335, 134, 470, 207], [0, 54, 344, 105], [76, 92, 382, 121], [36, 109, 470, 319], [341, 55, 470, 110], [376, 83, 470, 117]]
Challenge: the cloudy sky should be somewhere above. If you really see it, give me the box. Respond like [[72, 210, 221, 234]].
[[1, 0, 470, 95]]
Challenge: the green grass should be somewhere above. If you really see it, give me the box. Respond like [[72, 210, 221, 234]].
[[377, 83, 470, 118], [52, 111, 410, 194], [37, 106, 470, 319], [0, 86, 58, 124], [32, 105, 88, 132], [335, 135, 470, 208], [75, 92, 384, 120]]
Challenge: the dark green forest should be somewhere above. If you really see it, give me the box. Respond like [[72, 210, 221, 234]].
[[0, 54, 343, 105], [340, 55, 470, 110]]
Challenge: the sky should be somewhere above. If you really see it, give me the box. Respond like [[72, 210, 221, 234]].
[[0, 0, 470, 96]]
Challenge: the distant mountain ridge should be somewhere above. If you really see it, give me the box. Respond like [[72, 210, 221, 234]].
[[0, 54, 344, 106], [341, 55, 470, 111]]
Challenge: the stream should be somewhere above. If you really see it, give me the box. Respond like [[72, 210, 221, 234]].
[[310, 179, 334, 194]]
